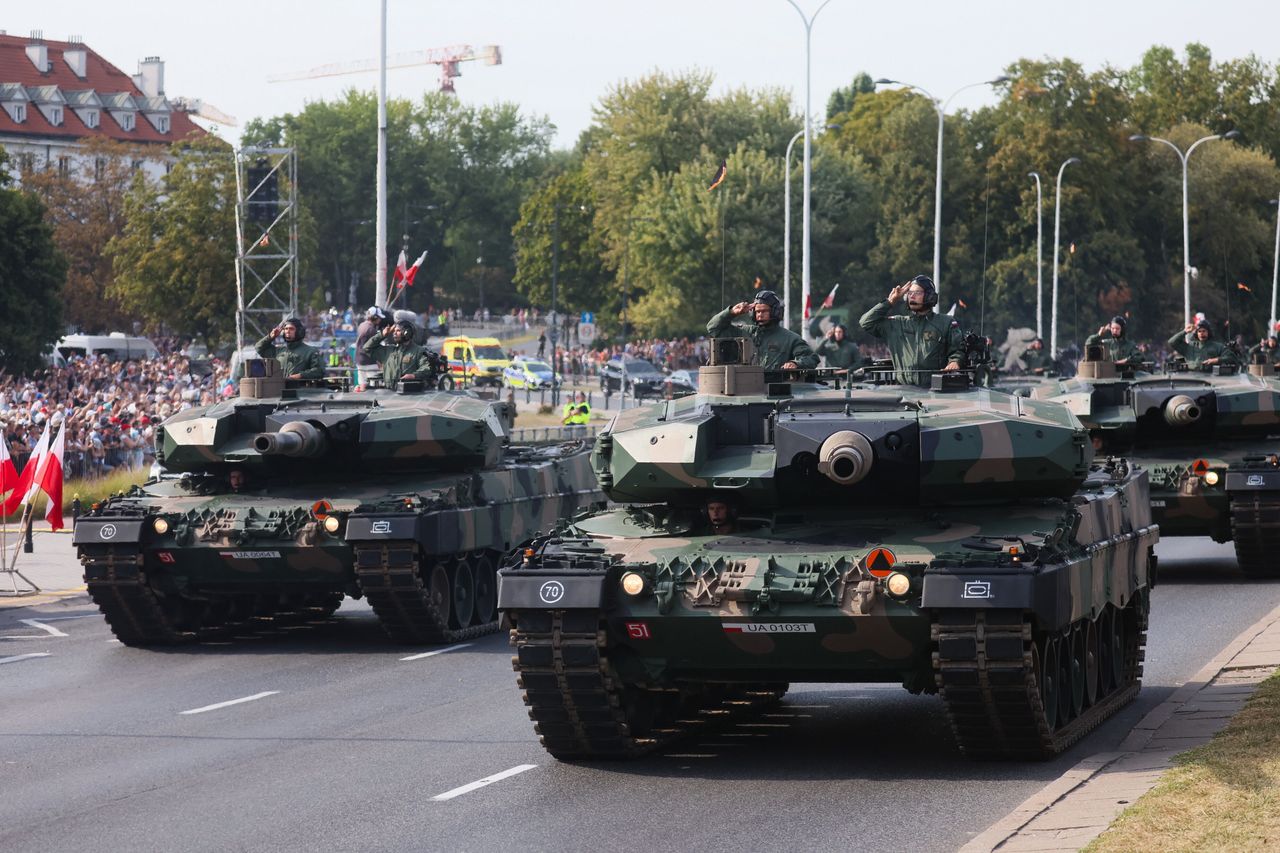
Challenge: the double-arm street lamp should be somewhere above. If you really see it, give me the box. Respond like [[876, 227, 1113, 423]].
[[874, 75, 1009, 307], [1050, 157, 1082, 356], [1129, 130, 1241, 324], [784, 0, 835, 337], [783, 123, 840, 330]]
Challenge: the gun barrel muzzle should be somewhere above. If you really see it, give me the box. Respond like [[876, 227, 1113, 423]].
[[1163, 394, 1202, 427], [253, 420, 328, 457], [817, 430, 874, 486]]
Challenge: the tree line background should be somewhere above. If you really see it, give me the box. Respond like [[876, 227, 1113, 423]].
[[3, 43, 1280, 372]]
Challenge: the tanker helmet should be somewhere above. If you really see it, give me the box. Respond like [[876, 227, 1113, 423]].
[[753, 289, 783, 313], [909, 275, 938, 309]]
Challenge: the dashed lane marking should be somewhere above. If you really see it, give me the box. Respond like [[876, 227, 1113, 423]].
[[400, 643, 473, 662], [0, 652, 51, 665], [432, 764, 537, 801], [179, 691, 280, 715]]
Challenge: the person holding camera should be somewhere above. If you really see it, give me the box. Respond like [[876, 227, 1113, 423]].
[[255, 316, 325, 380], [859, 275, 963, 386], [706, 288, 817, 370]]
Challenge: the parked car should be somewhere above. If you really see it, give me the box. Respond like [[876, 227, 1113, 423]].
[[503, 356, 560, 389], [667, 369, 699, 396], [600, 356, 666, 398]]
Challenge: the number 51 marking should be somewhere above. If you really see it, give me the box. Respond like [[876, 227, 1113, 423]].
[[625, 622, 650, 639]]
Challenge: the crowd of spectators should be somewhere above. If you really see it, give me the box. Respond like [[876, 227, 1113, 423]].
[[1, 340, 234, 479]]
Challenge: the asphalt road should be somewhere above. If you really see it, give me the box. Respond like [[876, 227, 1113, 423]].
[[1, 536, 1276, 853]]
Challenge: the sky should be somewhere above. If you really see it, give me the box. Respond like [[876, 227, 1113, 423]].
[[8, 0, 1280, 149]]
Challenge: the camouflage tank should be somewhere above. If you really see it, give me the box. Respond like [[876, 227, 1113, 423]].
[[1030, 345, 1280, 578], [497, 340, 1157, 760], [74, 358, 604, 645]]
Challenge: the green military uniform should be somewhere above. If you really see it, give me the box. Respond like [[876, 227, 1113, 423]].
[[706, 308, 818, 370], [362, 329, 436, 386], [562, 399, 591, 426], [1248, 341, 1280, 364], [815, 337, 861, 369], [1168, 330, 1237, 370], [254, 334, 325, 379], [858, 300, 965, 386], [1084, 330, 1141, 364], [1020, 347, 1050, 374]]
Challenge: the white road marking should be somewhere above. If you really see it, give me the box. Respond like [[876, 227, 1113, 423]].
[[0, 653, 51, 665], [19, 620, 68, 637], [179, 691, 279, 715], [24, 613, 99, 622], [400, 643, 473, 662], [432, 764, 537, 801]]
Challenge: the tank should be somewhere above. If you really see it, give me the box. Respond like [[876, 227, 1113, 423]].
[[497, 341, 1157, 760], [73, 359, 604, 645], [1030, 345, 1280, 578]]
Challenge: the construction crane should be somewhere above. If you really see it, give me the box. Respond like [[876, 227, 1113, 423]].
[[170, 97, 238, 126], [268, 45, 501, 94]]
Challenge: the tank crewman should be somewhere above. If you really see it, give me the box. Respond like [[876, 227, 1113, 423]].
[[227, 467, 248, 493], [815, 324, 861, 369], [255, 317, 325, 380], [1021, 338, 1051, 375], [858, 275, 964, 385], [362, 317, 439, 387], [705, 495, 738, 536], [561, 391, 591, 427], [1085, 316, 1141, 366], [1248, 334, 1280, 366], [707, 288, 818, 370], [1168, 319, 1238, 369]]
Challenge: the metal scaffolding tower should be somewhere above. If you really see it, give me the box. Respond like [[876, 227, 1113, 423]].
[[235, 146, 298, 353]]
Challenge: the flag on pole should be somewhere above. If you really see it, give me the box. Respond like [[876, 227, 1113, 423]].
[[803, 293, 812, 322], [0, 431, 17, 510], [4, 421, 50, 515], [391, 249, 409, 286], [958, 298, 968, 309], [707, 159, 727, 191], [821, 283, 840, 310], [946, 302, 958, 317], [399, 250, 428, 289], [39, 422, 66, 531], [1238, 282, 1252, 293]]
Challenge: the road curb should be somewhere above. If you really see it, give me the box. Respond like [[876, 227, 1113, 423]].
[[960, 599, 1280, 853]]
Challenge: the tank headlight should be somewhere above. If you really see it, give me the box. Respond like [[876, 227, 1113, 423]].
[[620, 572, 646, 596], [322, 515, 341, 534], [1204, 471, 1219, 486], [152, 517, 170, 535], [885, 571, 911, 597]]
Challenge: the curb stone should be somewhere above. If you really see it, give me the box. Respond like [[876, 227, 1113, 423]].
[[960, 600, 1280, 853]]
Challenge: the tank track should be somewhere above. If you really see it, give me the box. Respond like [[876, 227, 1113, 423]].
[[933, 595, 1147, 760], [511, 609, 787, 760], [352, 541, 501, 644], [82, 545, 342, 646], [1230, 493, 1280, 579]]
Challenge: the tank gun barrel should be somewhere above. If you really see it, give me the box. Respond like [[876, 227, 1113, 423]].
[[1163, 394, 1202, 427], [253, 421, 329, 457], [817, 430, 874, 486]]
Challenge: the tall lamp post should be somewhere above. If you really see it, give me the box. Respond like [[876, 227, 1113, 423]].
[[1050, 157, 1081, 356], [1129, 130, 1241, 324], [1270, 197, 1280, 334], [374, 0, 388, 307], [784, 0, 835, 338], [783, 123, 840, 331], [1029, 172, 1043, 339], [874, 75, 1009, 306]]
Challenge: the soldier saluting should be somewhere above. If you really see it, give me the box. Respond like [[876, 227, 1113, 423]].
[[706, 288, 817, 370], [255, 316, 325, 380], [361, 317, 440, 387], [859, 275, 963, 385]]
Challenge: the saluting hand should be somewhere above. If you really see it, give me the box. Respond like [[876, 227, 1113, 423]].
[[730, 301, 751, 316]]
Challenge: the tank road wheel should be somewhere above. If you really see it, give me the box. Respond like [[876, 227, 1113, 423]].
[[471, 553, 498, 626], [427, 563, 453, 629], [1069, 627, 1087, 719], [1084, 619, 1101, 707], [1230, 493, 1280, 579], [448, 559, 475, 630], [1038, 638, 1060, 733]]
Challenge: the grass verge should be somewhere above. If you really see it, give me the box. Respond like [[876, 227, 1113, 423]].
[[1087, 669, 1280, 852]]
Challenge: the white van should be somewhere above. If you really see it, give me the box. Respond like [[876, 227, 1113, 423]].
[[55, 332, 161, 363]]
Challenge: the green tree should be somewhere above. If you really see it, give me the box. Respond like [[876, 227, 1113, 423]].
[[0, 152, 66, 373], [106, 136, 237, 345], [826, 71, 875, 120], [512, 169, 605, 314]]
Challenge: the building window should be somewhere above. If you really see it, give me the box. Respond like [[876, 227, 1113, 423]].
[[58, 157, 70, 176], [7, 103, 26, 122], [94, 158, 105, 181], [158, 115, 169, 133], [86, 110, 98, 128], [121, 112, 135, 131], [50, 106, 62, 125], [18, 153, 35, 172]]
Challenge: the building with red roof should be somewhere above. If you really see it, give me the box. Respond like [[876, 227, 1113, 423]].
[[0, 30, 208, 180]]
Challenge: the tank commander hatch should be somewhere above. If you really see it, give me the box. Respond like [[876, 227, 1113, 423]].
[[255, 316, 325, 380], [707, 288, 817, 370], [361, 317, 441, 388]]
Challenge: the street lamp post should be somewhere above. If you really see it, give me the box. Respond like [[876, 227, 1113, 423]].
[[374, 0, 388, 307], [1270, 197, 1280, 334], [1050, 157, 1081, 356], [1129, 130, 1241, 324], [783, 123, 840, 331], [1029, 172, 1043, 340], [784, 0, 835, 338], [874, 75, 1009, 306]]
